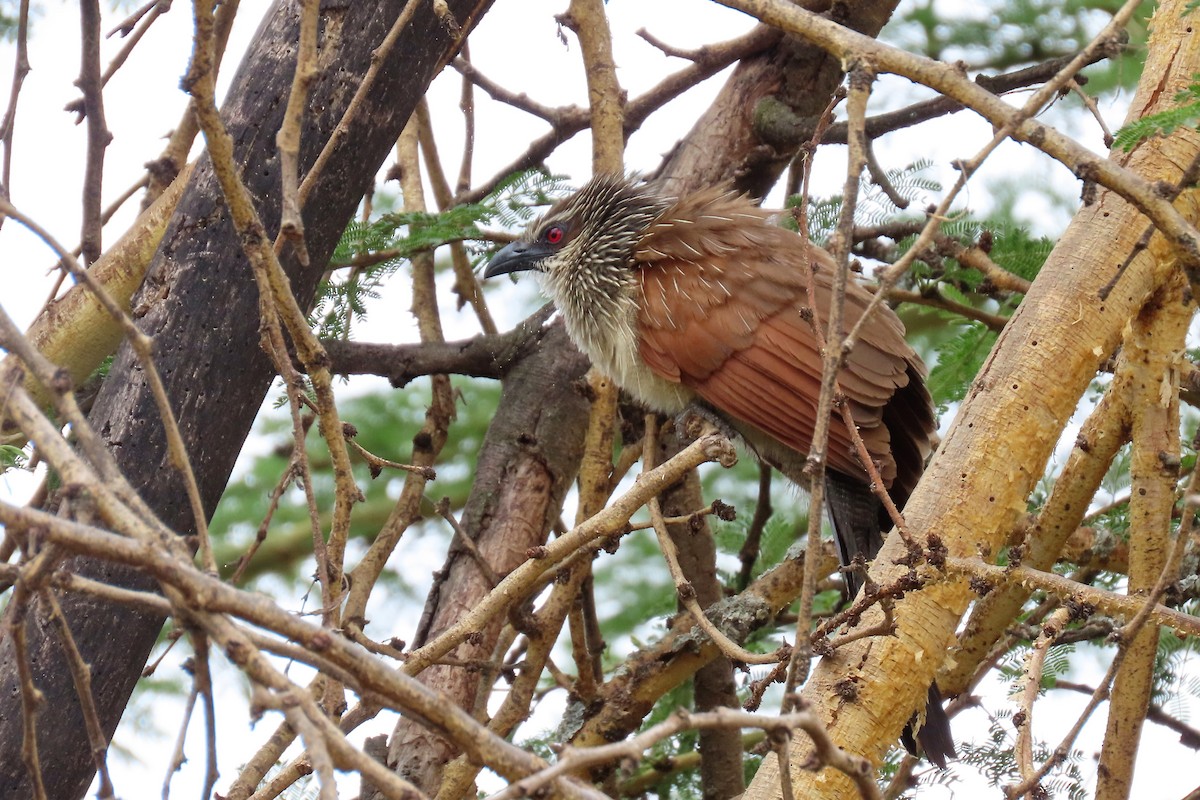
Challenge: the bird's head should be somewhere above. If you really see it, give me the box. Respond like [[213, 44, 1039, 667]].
[[483, 175, 672, 297]]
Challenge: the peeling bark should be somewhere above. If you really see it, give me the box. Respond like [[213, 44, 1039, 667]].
[[746, 4, 1200, 796], [1096, 270, 1190, 800]]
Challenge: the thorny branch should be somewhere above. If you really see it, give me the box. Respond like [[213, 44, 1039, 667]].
[[782, 83, 843, 711], [489, 707, 881, 800], [645, 415, 782, 666], [6, 1, 1200, 797]]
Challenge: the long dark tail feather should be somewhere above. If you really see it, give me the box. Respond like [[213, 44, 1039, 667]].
[[916, 684, 956, 768], [825, 473, 956, 768], [824, 473, 884, 600]]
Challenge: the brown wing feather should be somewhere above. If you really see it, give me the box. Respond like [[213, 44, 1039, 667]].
[[635, 188, 933, 491]]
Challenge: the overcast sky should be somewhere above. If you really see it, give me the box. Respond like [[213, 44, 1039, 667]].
[[0, 1, 1189, 798]]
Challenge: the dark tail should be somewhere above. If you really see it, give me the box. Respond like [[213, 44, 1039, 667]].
[[825, 472, 956, 768], [902, 684, 956, 769]]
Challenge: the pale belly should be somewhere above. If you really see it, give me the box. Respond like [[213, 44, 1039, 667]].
[[559, 303, 694, 415]]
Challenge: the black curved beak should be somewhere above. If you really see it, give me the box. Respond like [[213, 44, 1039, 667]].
[[483, 241, 550, 279]]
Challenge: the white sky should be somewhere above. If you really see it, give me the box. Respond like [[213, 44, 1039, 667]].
[[0, 1, 1193, 799]]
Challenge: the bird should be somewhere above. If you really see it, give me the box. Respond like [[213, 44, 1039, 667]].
[[483, 173, 955, 767]]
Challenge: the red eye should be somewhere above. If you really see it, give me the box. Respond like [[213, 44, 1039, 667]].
[[544, 225, 564, 245]]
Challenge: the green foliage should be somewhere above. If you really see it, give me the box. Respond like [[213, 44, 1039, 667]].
[[593, 528, 678, 651], [210, 377, 499, 586], [1100, 442, 1133, 500], [887, 0, 1151, 82], [910, 222, 1052, 408], [714, 515, 798, 587], [91, 354, 114, 382], [706, 460, 807, 574], [984, 227, 1055, 283], [904, 218, 1051, 290], [926, 321, 996, 409], [619, 681, 758, 800], [1152, 603, 1200, 707], [312, 170, 571, 339], [997, 639, 1076, 694], [521, 728, 559, 765], [0, 444, 25, 471], [795, 159, 941, 246], [959, 712, 1088, 800], [1113, 76, 1200, 151], [636, 683, 703, 799]]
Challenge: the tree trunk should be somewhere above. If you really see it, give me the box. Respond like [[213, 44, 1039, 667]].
[[379, 0, 907, 792], [746, 2, 1200, 796], [386, 323, 591, 794], [0, 1, 493, 796], [657, 0, 900, 198]]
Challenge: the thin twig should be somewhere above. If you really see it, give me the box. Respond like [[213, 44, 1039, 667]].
[[413, 98, 497, 334], [77, 0, 112, 265], [455, 40, 475, 195], [162, 657, 201, 800], [644, 415, 782, 666], [229, 457, 301, 585], [737, 464, 773, 590], [785, 64, 874, 710], [275, 0, 320, 265], [486, 707, 879, 800], [1013, 607, 1072, 788], [0, 0, 31, 198], [11, 607, 48, 800], [43, 590, 115, 798], [1067, 78, 1114, 148], [435, 497, 500, 587], [348, 438, 437, 479], [194, 632, 220, 799]]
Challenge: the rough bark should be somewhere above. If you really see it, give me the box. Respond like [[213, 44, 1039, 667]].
[[386, 323, 590, 794], [656, 0, 900, 199], [746, 3, 1200, 796], [380, 2, 908, 792], [943, 387, 1131, 695], [1095, 271, 1189, 800], [0, 1, 494, 796]]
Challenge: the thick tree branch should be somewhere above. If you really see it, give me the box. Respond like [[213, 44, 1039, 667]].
[[0, 2, 497, 795], [741, 0, 1200, 793], [1096, 271, 1189, 800], [322, 305, 557, 386]]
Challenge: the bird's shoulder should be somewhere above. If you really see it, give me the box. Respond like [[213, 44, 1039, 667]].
[[633, 189, 815, 328], [635, 189, 805, 279]]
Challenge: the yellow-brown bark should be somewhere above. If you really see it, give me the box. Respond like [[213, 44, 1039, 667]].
[[746, 2, 1200, 796], [1095, 272, 1191, 798], [0, 163, 192, 445]]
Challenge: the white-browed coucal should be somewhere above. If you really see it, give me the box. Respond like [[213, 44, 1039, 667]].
[[484, 174, 955, 767]]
